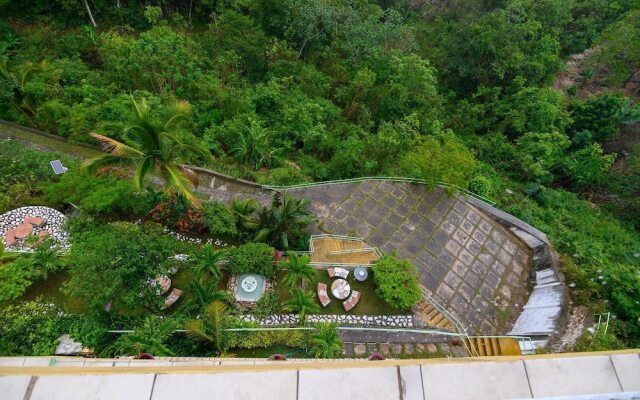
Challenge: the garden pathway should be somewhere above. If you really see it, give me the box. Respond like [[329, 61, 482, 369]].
[[1, 123, 533, 335], [286, 182, 532, 335]]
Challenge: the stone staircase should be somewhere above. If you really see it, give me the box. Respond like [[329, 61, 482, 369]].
[[508, 268, 568, 350], [463, 337, 524, 357], [309, 236, 379, 265], [414, 300, 456, 332]]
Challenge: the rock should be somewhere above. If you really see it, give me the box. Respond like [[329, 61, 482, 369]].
[[353, 343, 367, 356], [415, 343, 425, 353], [391, 344, 403, 355], [426, 343, 437, 353], [379, 343, 390, 356], [404, 343, 414, 355]]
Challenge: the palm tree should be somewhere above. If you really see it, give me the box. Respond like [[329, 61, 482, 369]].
[[82, 95, 211, 207], [187, 280, 229, 315], [231, 120, 282, 170], [108, 316, 177, 357], [283, 254, 314, 288], [256, 193, 315, 250], [309, 323, 343, 358], [0, 56, 48, 117], [283, 288, 319, 325], [192, 244, 223, 282], [185, 300, 229, 354], [230, 197, 260, 231]]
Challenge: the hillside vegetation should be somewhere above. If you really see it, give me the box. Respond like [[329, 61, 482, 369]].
[[0, 0, 639, 345]]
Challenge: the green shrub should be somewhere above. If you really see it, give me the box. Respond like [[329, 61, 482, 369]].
[[201, 202, 237, 237], [226, 324, 307, 349], [226, 242, 276, 277], [0, 301, 71, 356], [65, 220, 183, 311], [256, 166, 312, 186], [575, 329, 625, 352], [397, 133, 477, 188], [251, 291, 281, 318], [569, 94, 638, 143], [468, 175, 493, 197], [372, 255, 421, 310], [0, 240, 64, 302], [44, 169, 153, 216]]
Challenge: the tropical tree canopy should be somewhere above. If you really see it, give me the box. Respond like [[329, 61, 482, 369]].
[[83, 96, 211, 207], [282, 253, 314, 288], [108, 316, 178, 357], [309, 323, 343, 358], [191, 243, 224, 282], [185, 300, 229, 354], [283, 288, 320, 325], [256, 193, 315, 250]]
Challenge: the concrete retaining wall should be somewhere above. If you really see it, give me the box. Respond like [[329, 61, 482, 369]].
[[465, 196, 569, 346]]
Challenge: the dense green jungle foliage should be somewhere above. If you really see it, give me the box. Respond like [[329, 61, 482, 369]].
[[0, 0, 639, 346]]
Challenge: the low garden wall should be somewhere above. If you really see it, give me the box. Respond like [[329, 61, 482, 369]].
[[239, 314, 414, 328]]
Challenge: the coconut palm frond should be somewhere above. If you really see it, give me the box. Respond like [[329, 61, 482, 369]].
[[184, 320, 213, 343], [89, 133, 144, 157], [164, 100, 191, 130], [179, 166, 200, 187], [81, 154, 135, 174], [161, 164, 202, 208]]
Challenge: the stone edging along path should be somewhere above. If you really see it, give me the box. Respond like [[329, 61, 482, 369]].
[[239, 314, 414, 328]]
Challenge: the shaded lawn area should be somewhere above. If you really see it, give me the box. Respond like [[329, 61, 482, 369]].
[[276, 269, 405, 315], [20, 270, 88, 314], [0, 122, 102, 160], [18, 264, 229, 317]]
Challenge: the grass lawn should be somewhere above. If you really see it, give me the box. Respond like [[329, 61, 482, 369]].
[[20, 270, 87, 313], [0, 122, 102, 159], [276, 269, 406, 315]]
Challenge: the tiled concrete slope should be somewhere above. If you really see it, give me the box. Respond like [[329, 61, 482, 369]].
[[287, 181, 532, 334], [1, 352, 638, 400]]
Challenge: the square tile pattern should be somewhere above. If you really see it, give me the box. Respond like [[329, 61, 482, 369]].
[[290, 181, 532, 334]]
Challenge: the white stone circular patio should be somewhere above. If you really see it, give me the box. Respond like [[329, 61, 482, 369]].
[[0, 206, 69, 251]]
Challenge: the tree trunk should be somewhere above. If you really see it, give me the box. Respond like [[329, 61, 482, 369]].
[[83, 0, 97, 27], [116, 0, 121, 9]]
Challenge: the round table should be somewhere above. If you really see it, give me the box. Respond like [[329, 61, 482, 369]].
[[354, 266, 369, 281], [331, 278, 351, 300]]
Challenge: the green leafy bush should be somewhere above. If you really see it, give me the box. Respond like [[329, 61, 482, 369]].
[[44, 168, 153, 216], [201, 202, 237, 237], [65, 219, 183, 311], [251, 291, 281, 318], [0, 240, 64, 302], [397, 133, 477, 188], [372, 255, 421, 310], [0, 302, 70, 356], [569, 94, 639, 143], [225, 243, 276, 277], [226, 323, 307, 349], [468, 176, 494, 197]]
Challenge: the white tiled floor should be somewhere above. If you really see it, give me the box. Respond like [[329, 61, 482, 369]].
[[1, 353, 639, 400]]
